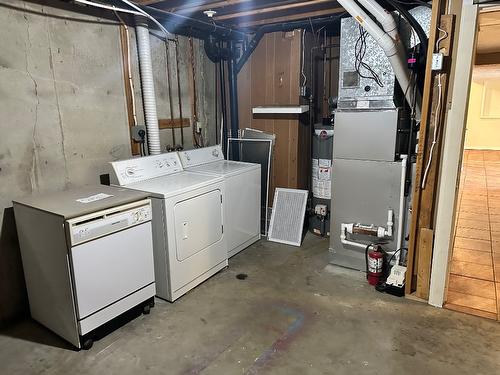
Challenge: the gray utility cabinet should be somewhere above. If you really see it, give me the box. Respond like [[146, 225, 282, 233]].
[[329, 158, 403, 270], [329, 109, 408, 271], [332, 110, 406, 162]]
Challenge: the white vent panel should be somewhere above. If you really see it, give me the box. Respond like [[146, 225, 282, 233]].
[[268, 188, 308, 246]]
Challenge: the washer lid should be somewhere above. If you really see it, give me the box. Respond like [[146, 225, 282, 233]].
[[187, 160, 260, 176], [122, 171, 223, 198]]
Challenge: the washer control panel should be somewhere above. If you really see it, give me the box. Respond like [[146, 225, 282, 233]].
[[179, 145, 224, 168], [110, 152, 183, 186], [68, 200, 152, 246]]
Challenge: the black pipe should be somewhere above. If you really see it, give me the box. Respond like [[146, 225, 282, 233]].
[[383, 0, 428, 63], [228, 41, 239, 159], [204, 35, 235, 63], [235, 30, 264, 74], [220, 55, 228, 155], [236, 13, 345, 74]]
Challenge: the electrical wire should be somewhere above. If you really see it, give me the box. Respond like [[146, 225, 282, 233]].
[[354, 25, 384, 87], [76, 0, 173, 42], [421, 27, 447, 188], [387, 247, 407, 267], [390, 0, 432, 8], [74, 0, 142, 16], [421, 72, 442, 188], [119, 0, 173, 40], [435, 26, 449, 52], [301, 29, 307, 87]]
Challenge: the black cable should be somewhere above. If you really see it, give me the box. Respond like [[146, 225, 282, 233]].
[[354, 25, 384, 87], [384, 0, 429, 65], [391, 0, 432, 8], [387, 248, 406, 267]]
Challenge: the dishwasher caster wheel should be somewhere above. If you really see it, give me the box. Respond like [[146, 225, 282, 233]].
[[81, 337, 94, 350], [143, 304, 151, 315]]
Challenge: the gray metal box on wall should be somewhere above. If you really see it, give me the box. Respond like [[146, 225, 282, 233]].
[[333, 109, 404, 162], [329, 159, 403, 270]]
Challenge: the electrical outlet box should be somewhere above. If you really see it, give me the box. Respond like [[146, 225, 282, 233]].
[[195, 122, 202, 133], [131, 125, 146, 143], [314, 204, 328, 216], [432, 53, 443, 71]]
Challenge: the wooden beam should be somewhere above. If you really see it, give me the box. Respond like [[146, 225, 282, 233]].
[[118, 24, 141, 156], [214, 0, 333, 21], [171, 0, 253, 14], [237, 7, 344, 28], [158, 118, 191, 129], [405, 0, 444, 295], [405, 4, 454, 297], [416, 228, 434, 300]]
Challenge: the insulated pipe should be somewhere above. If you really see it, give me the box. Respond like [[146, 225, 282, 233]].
[[344, 209, 393, 239], [396, 155, 408, 263], [340, 224, 377, 251], [135, 16, 161, 155], [336, 0, 421, 118]]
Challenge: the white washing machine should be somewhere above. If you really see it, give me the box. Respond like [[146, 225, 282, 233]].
[[179, 145, 261, 258], [109, 152, 228, 302]]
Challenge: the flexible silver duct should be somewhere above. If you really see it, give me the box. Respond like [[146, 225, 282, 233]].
[[135, 16, 161, 155]]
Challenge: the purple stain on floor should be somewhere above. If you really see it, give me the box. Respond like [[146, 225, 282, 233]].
[[246, 305, 306, 374]]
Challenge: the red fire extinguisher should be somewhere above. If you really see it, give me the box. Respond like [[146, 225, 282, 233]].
[[367, 248, 384, 286]]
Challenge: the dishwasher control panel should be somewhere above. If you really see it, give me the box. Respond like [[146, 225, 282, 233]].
[[67, 199, 152, 246]]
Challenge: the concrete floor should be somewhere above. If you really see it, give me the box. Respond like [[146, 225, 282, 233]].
[[1, 234, 499, 375]]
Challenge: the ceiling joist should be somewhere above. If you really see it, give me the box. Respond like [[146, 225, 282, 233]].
[[238, 7, 344, 28], [214, 0, 334, 21], [170, 0, 254, 14]]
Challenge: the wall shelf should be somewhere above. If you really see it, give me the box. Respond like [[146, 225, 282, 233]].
[[252, 105, 309, 114]]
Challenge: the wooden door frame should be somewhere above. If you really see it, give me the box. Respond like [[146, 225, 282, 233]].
[[428, 0, 479, 307]]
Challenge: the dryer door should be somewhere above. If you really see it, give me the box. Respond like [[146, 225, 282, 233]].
[[174, 189, 223, 261]]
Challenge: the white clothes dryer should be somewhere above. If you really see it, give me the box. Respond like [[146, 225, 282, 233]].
[[110, 152, 227, 302]]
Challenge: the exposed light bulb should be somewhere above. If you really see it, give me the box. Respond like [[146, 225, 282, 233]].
[[203, 9, 217, 18]]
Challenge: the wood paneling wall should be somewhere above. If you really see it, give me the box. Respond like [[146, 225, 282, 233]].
[[238, 30, 311, 200]]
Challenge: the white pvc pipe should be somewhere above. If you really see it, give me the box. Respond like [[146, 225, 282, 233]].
[[357, 0, 398, 39], [135, 16, 161, 155], [396, 155, 408, 263], [385, 209, 394, 238], [336, 0, 421, 119]]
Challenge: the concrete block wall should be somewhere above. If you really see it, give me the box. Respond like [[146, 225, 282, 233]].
[[0, 0, 218, 326]]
